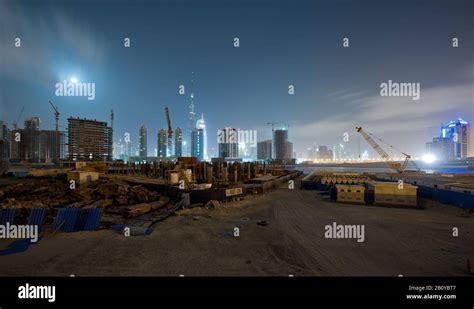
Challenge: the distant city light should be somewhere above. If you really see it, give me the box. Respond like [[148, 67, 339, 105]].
[[422, 154, 436, 164]]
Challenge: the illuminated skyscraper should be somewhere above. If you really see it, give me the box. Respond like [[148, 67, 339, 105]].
[[191, 115, 206, 161], [175, 127, 182, 157], [113, 139, 124, 160], [157, 129, 167, 158], [441, 118, 470, 159], [196, 114, 207, 160], [139, 125, 147, 157], [188, 72, 196, 156], [124, 135, 132, 162]]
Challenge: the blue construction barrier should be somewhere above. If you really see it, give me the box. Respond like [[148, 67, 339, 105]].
[[0, 208, 17, 225], [301, 181, 329, 190], [53, 208, 81, 232], [418, 185, 474, 210], [417, 186, 432, 199], [81, 208, 102, 231], [53, 208, 102, 232], [28, 208, 47, 231]]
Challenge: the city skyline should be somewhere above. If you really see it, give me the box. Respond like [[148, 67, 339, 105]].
[[1, 0, 473, 159], [1, 110, 472, 162]]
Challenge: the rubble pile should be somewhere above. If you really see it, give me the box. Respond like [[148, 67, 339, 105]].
[[0, 177, 161, 210]]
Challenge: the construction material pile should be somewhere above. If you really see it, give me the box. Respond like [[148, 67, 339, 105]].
[[0, 177, 160, 210]]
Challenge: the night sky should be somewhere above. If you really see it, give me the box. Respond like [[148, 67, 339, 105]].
[[1, 0, 473, 158]]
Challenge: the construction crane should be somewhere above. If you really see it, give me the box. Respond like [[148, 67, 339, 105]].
[[49, 100, 60, 131], [12, 106, 25, 130], [49, 100, 60, 164], [266, 122, 277, 132], [266, 121, 292, 132], [267, 121, 287, 132], [356, 127, 416, 173], [164, 105, 173, 149]]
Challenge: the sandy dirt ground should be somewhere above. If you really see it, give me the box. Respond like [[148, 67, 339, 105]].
[[0, 179, 473, 276]]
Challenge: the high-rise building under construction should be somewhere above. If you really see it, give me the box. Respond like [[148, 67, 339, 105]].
[[257, 140, 272, 160], [273, 129, 288, 160], [67, 117, 112, 161], [23, 117, 41, 162]]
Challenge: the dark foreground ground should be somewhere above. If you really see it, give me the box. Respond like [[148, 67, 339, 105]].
[[0, 180, 472, 276]]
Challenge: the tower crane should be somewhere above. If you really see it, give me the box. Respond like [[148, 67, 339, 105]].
[[49, 100, 60, 164], [267, 121, 288, 132], [49, 100, 60, 131], [164, 105, 173, 149], [266, 121, 292, 132], [356, 127, 417, 173], [266, 122, 278, 132], [13, 106, 25, 130]]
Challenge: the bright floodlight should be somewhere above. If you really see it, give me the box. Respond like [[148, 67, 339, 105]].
[[422, 154, 436, 164], [70, 77, 78, 83]]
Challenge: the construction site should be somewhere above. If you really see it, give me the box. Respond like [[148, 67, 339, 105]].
[[0, 115, 473, 275], [0, 168, 472, 276], [0, 147, 473, 276]]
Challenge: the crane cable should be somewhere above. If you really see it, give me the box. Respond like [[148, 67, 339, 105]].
[[367, 131, 406, 156]]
